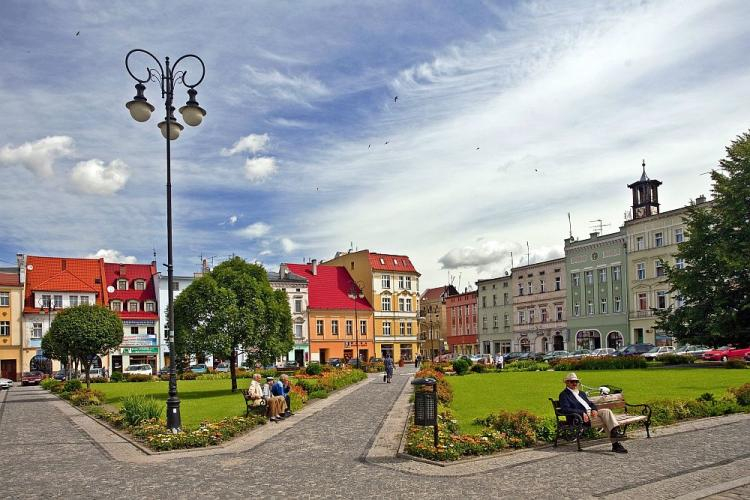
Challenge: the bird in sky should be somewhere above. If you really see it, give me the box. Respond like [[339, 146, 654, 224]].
[[75, 31, 80, 36], [476, 147, 480, 150], [385, 141, 389, 145], [394, 96, 398, 102], [368, 144, 371, 149]]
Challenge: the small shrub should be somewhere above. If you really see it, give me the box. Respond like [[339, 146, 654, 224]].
[[296, 378, 323, 393], [730, 383, 750, 406], [180, 372, 197, 380], [552, 355, 647, 371], [474, 410, 544, 448], [41, 378, 63, 391], [504, 360, 550, 372], [658, 354, 696, 365], [289, 386, 307, 412], [308, 389, 328, 399], [725, 359, 747, 369], [124, 374, 154, 382], [69, 388, 106, 406], [64, 379, 83, 392], [306, 363, 323, 376], [121, 394, 164, 427], [470, 364, 487, 373], [415, 368, 453, 404], [110, 371, 124, 382], [697, 392, 715, 402], [452, 358, 470, 375]]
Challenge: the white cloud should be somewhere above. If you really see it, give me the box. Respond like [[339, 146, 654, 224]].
[[0, 136, 74, 177], [228, 215, 239, 225], [438, 241, 511, 270], [236, 222, 271, 239], [242, 65, 329, 104], [86, 249, 137, 263], [221, 133, 270, 156], [244, 157, 278, 182], [280, 237, 297, 253], [70, 159, 129, 194]]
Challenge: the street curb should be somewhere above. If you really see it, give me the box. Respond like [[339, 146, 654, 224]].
[[672, 474, 750, 500]]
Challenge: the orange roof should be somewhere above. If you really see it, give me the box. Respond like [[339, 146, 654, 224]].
[[0, 268, 21, 287], [24, 256, 106, 310], [368, 252, 419, 274]]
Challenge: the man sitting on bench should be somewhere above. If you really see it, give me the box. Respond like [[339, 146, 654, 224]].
[[559, 372, 628, 454], [247, 373, 264, 406]]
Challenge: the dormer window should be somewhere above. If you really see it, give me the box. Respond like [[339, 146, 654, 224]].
[[127, 300, 139, 312], [380, 258, 385, 265], [134, 280, 146, 291], [144, 301, 156, 312], [117, 279, 128, 291], [110, 300, 122, 312]]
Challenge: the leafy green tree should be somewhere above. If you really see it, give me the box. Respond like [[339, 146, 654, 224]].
[[174, 257, 293, 392], [43, 305, 124, 388], [656, 131, 750, 346]]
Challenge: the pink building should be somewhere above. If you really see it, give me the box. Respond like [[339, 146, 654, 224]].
[[445, 290, 478, 355]]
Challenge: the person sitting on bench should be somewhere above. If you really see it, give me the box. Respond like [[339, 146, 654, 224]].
[[263, 376, 287, 422], [247, 373, 264, 406], [559, 372, 628, 454]]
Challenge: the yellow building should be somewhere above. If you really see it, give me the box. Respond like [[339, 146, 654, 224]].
[[326, 250, 421, 362], [0, 266, 24, 381]]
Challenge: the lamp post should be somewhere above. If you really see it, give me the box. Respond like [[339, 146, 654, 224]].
[[125, 49, 206, 432], [347, 281, 365, 369]]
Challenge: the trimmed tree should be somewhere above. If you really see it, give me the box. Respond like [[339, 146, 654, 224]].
[[655, 131, 750, 346], [44, 304, 124, 388], [175, 256, 293, 392]]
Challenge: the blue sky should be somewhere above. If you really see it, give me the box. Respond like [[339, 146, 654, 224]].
[[1, 0, 749, 290]]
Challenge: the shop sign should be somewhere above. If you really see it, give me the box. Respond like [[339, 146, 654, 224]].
[[123, 320, 156, 326], [122, 347, 159, 354], [122, 335, 157, 347]]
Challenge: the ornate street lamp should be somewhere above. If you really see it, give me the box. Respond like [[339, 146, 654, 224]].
[[125, 49, 206, 432], [347, 280, 365, 369]]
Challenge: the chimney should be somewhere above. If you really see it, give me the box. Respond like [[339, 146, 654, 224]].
[[311, 259, 318, 276], [61, 259, 67, 271], [119, 264, 126, 276], [16, 253, 26, 284], [696, 194, 706, 204]]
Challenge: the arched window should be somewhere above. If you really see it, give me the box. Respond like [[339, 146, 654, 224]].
[[110, 300, 122, 312], [144, 301, 156, 312], [30, 355, 52, 374], [607, 331, 624, 349], [127, 300, 139, 312], [117, 279, 128, 290], [520, 338, 530, 352], [134, 280, 146, 291]]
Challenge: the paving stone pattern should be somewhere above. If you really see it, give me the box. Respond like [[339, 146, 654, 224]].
[[1, 371, 749, 499]]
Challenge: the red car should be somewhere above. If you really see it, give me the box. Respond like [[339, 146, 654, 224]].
[[21, 371, 45, 385], [702, 346, 750, 362]]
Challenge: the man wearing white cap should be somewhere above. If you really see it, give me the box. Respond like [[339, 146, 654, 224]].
[[559, 372, 627, 453]]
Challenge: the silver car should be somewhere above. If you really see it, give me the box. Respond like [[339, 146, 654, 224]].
[[0, 377, 12, 390]]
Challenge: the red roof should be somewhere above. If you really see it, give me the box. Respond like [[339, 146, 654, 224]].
[[368, 252, 418, 274], [421, 285, 458, 301], [104, 262, 158, 303], [285, 263, 373, 311], [24, 256, 106, 311], [0, 270, 21, 287]]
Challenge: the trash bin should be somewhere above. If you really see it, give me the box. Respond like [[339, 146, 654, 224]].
[[412, 378, 438, 446]]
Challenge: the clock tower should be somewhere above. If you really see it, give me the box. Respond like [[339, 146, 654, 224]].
[[627, 160, 662, 220]]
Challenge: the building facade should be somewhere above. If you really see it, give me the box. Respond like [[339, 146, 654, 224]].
[[419, 285, 458, 359], [445, 290, 478, 355], [326, 250, 421, 362], [565, 230, 629, 350], [272, 265, 309, 366], [476, 276, 513, 356], [286, 262, 374, 363], [157, 273, 194, 369], [0, 266, 24, 381], [511, 258, 568, 352]]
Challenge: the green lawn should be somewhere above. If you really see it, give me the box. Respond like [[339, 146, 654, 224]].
[[92, 379, 254, 428], [447, 368, 750, 434]]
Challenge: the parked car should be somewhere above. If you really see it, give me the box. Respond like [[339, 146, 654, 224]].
[[642, 346, 676, 360], [590, 348, 616, 357], [503, 352, 525, 363], [53, 369, 69, 381], [21, 371, 45, 385], [85, 368, 106, 380], [614, 343, 655, 356], [468, 354, 484, 363], [158, 367, 171, 376], [674, 345, 710, 357], [745, 352, 750, 363], [215, 362, 230, 372], [702, 346, 750, 362], [123, 364, 154, 375], [188, 364, 208, 373], [543, 350, 570, 362], [369, 357, 383, 364], [0, 377, 12, 390], [327, 358, 342, 368], [568, 349, 592, 359]]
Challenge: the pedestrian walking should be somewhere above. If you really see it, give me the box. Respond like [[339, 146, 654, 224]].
[[384, 354, 394, 383], [414, 354, 422, 369], [495, 353, 504, 370]]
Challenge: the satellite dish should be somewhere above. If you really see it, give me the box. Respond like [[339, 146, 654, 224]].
[[27, 264, 33, 271], [106, 286, 115, 293]]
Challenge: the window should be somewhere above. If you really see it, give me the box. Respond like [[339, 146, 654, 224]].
[[69, 296, 78, 307], [556, 305, 563, 321], [381, 296, 391, 311], [518, 311, 525, 324], [493, 315, 498, 328], [503, 292, 509, 305], [147, 327, 155, 335], [295, 324, 303, 339], [41, 294, 51, 307], [541, 308, 548, 322], [53, 295, 63, 308], [527, 281, 533, 294], [518, 283, 524, 296], [612, 265, 621, 281], [572, 273, 580, 287], [134, 280, 146, 290], [404, 276, 412, 290], [381, 275, 391, 289], [636, 263, 646, 280], [675, 258, 685, 270], [656, 291, 667, 309], [573, 303, 580, 317], [598, 269, 607, 283], [539, 280, 545, 293], [399, 322, 405, 335], [130, 326, 139, 335], [529, 309, 535, 324], [398, 276, 405, 289], [482, 316, 487, 329], [80, 296, 89, 305], [407, 322, 413, 335], [555, 277, 561, 291], [674, 294, 685, 308], [655, 261, 665, 277], [383, 321, 391, 336], [675, 228, 684, 243], [359, 320, 367, 336], [0, 321, 9, 336], [614, 296, 622, 312], [482, 296, 487, 308], [145, 301, 156, 312], [654, 232, 663, 247], [405, 297, 413, 312], [600, 298, 608, 314], [127, 300, 139, 312], [636, 236, 645, 250], [585, 271, 593, 285], [0, 292, 9, 306], [638, 293, 648, 310], [110, 300, 122, 312], [294, 298, 303, 313], [316, 320, 324, 335], [503, 313, 509, 327], [346, 320, 353, 335], [117, 279, 128, 290], [587, 300, 594, 315], [171, 282, 180, 291], [32, 323, 43, 339], [331, 320, 339, 335]]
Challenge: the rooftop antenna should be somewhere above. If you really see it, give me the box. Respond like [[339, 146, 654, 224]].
[[567, 213, 573, 239], [588, 219, 611, 234], [457, 272, 462, 292], [510, 251, 514, 269], [526, 241, 530, 267]]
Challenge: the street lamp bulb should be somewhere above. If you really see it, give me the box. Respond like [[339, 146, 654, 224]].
[[126, 99, 154, 122], [179, 103, 205, 126], [158, 119, 184, 140]]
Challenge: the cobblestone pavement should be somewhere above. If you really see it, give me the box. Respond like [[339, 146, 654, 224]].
[[1, 370, 749, 499]]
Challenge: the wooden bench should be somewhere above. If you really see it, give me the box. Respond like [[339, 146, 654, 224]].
[[240, 391, 267, 418], [549, 393, 651, 451]]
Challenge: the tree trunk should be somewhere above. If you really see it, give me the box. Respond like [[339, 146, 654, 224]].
[[230, 348, 237, 393], [82, 360, 91, 389]]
